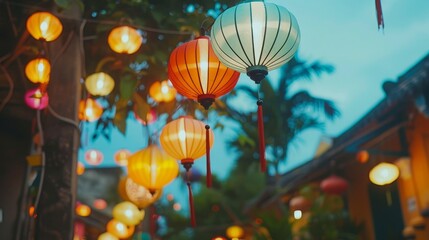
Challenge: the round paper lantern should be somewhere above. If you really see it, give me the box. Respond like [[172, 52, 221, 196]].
[[149, 80, 177, 103], [106, 219, 135, 238], [26, 12, 63, 41], [76, 161, 85, 175], [125, 178, 162, 209], [79, 98, 103, 122], [320, 175, 349, 195], [134, 108, 157, 125], [84, 149, 103, 165], [93, 199, 107, 210], [210, 1, 300, 83], [289, 196, 311, 212], [127, 145, 179, 192], [168, 35, 240, 110], [112, 201, 145, 226], [108, 26, 142, 54], [25, 58, 51, 84], [98, 232, 119, 240], [369, 162, 400, 186], [76, 203, 91, 217], [85, 72, 115, 96], [114, 149, 131, 166], [25, 88, 49, 110], [226, 225, 244, 239]]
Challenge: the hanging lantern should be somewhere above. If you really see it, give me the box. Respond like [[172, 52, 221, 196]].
[[93, 199, 107, 210], [114, 149, 131, 166], [76, 203, 91, 217], [25, 57, 51, 84], [98, 232, 119, 240], [226, 225, 244, 239], [84, 149, 104, 165], [26, 12, 63, 41], [106, 219, 135, 239], [108, 26, 142, 54], [112, 201, 145, 226], [149, 80, 177, 103], [127, 144, 179, 192], [79, 98, 103, 122], [320, 175, 349, 195], [134, 108, 157, 125], [356, 150, 369, 163], [85, 72, 115, 96], [125, 178, 162, 209], [289, 196, 311, 212], [24, 88, 49, 110], [369, 162, 400, 186], [76, 161, 85, 175]]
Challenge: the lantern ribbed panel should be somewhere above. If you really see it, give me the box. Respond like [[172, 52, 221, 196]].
[[25, 58, 51, 84], [108, 26, 142, 54], [160, 117, 214, 162], [26, 12, 63, 41], [210, 2, 300, 73], [168, 36, 240, 100], [85, 72, 115, 96], [127, 145, 179, 190]]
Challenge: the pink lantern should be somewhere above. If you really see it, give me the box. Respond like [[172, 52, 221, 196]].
[[320, 175, 349, 195], [25, 88, 48, 109], [84, 149, 103, 165]]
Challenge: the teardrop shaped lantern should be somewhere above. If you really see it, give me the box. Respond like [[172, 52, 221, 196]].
[[211, 1, 300, 172], [125, 178, 163, 209], [108, 26, 142, 54], [149, 80, 177, 103], [106, 219, 135, 239], [79, 98, 103, 122], [25, 57, 51, 84], [320, 175, 349, 195], [85, 72, 115, 96], [114, 149, 131, 166], [26, 12, 63, 41], [127, 144, 179, 192], [25, 87, 49, 110]]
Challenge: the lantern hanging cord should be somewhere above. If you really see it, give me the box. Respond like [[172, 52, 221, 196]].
[[0, 64, 14, 112], [47, 105, 81, 142], [205, 119, 212, 188], [256, 84, 266, 172], [33, 109, 46, 215]]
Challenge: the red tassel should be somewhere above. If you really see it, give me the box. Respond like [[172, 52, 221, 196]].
[[257, 100, 266, 172], [205, 125, 212, 188], [150, 205, 156, 238], [375, 0, 384, 30], [187, 182, 196, 227]]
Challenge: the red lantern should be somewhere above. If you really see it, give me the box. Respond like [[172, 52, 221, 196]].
[[289, 196, 311, 212], [320, 175, 349, 195]]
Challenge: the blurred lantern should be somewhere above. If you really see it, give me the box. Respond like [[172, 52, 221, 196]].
[[25, 88, 48, 110], [212, 237, 226, 240], [112, 201, 145, 226], [180, 167, 202, 183], [134, 108, 157, 125], [76, 203, 91, 217], [125, 178, 162, 209], [293, 210, 303, 220], [211, 1, 300, 172], [76, 161, 85, 175], [226, 225, 244, 239], [85, 72, 115, 96], [168, 35, 239, 187], [84, 149, 103, 165], [149, 80, 177, 103], [369, 162, 400, 186], [108, 26, 142, 54], [25, 58, 51, 84], [173, 203, 181, 211], [93, 199, 107, 210], [114, 149, 131, 166], [79, 98, 103, 122], [167, 194, 174, 202], [26, 12, 63, 41], [98, 232, 119, 240], [320, 175, 348, 195], [28, 205, 35, 217], [128, 145, 179, 192], [106, 219, 135, 239], [289, 196, 311, 212], [160, 116, 214, 226], [356, 150, 369, 163]]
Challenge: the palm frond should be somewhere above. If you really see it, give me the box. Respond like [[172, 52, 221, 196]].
[[290, 91, 340, 120]]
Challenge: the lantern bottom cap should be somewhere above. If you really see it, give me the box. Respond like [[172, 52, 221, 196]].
[[247, 65, 268, 84], [197, 94, 215, 110]]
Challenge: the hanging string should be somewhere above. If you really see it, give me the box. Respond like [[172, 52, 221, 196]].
[[184, 165, 196, 227], [205, 124, 212, 188], [375, 0, 384, 30], [257, 86, 266, 172], [149, 205, 156, 238]]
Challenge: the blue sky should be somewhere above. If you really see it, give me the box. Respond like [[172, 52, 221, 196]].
[[79, 0, 429, 211]]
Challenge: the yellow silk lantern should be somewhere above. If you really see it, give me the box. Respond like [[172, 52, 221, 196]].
[[76, 203, 91, 217], [226, 225, 244, 239], [149, 80, 177, 103], [26, 12, 63, 41], [98, 232, 119, 240], [112, 201, 144, 226], [108, 26, 142, 54], [85, 72, 115, 96], [25, 58, 51, 84], [127, 145, 179, 192], [79, 98, 103, 122], [369, 162, 400, 186], [125, 178, 162, 209], [106, 219, 135, 238]]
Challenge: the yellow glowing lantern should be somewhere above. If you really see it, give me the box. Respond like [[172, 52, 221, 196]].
[[85, 72, 115, 96], [76, 203, 91, 217], [226, 225, 244, 239], [127, 144, 179, 192], [77, 161, 85, 175], [79, 98, 103, 122], [149, 80, 177, 103], [98, 232, 119, 240], [114, 149, 131, 166], [112, 201, 144, 226], [125, 178, 162, 209], [369, 162, 400, 186], [25, 58, 51, 84], [106, 219, 135, 239], [84, 149, 104, 165], [26, 12, 63, 41], [108, 26, 142, 54]]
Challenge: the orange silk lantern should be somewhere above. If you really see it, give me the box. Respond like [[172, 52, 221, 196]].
[[108, 26, 142, 54], [127, 145, 179, 192], [25, 57, 51, 84], [76, 203, 91, 217], [149, 80, 177, 103], [125, 178, 162, 209], [114, 149, 131, 166], [26, 12, 63, 41], [79, 98, 103, 122], [106, 219, 135, 239]]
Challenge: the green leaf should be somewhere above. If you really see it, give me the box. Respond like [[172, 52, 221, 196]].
[[120, 75, 138, 101], [113, 99, 128, 135], [133, 93, 150, 123]]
